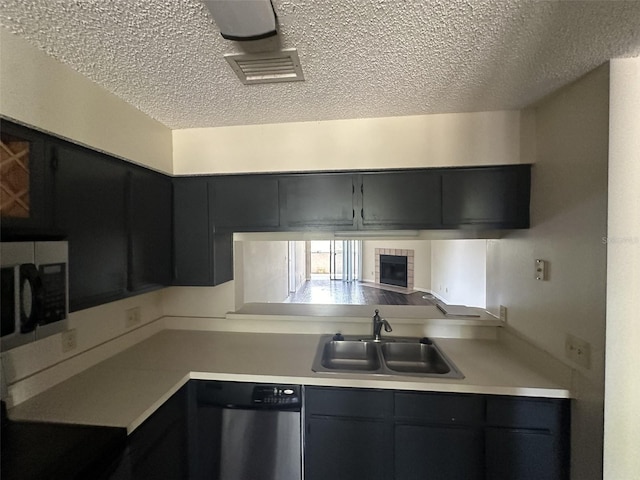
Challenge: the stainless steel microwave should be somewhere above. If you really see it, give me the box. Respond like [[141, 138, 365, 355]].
[[0, 242, 68, 351]]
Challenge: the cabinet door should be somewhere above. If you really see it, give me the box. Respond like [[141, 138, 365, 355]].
[[395, 424, 484, 480], [305, 417, 387, 480], [52, 142, 128, 311], [128, 167, 172, 291], [127, 386, 189, 480], [485, 428, 564, 480], [442, 165, 531, 228], [212, 175, 279, 231], [173, 177, 212, 285], [361, 171, 442, 228], [279, 174, 356, 229], [173, 178, 234, 286], [0, 120, 53, 236], [485, 396, 569, 480], [305, 387, 392, 480]]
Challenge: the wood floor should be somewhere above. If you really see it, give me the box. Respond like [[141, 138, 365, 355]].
[[284, 280, 435, 306]]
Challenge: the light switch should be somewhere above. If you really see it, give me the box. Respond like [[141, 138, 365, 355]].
[[535, 259, 547, 280]]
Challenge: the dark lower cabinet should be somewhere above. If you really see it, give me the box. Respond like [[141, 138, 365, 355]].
[[107, 385, 190, 480], [306, 416, 387, 480], [395, 424, 484, 480], [305, 387, 569, 480], [394, 391, 485, 480], [304, 387, 392, 480], [485, 396, 570, 480]]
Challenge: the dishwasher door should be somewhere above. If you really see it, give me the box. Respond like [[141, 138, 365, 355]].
[[219, 408, 301, 480]]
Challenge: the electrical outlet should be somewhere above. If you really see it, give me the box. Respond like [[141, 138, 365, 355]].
[[125, 307, 141, 329], [499, 305, 507, 322], [61, 329, 77, 353], [565, 333, 591, 369]]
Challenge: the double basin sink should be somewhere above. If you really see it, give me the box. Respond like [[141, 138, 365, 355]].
[[312, 335, 464, 379]]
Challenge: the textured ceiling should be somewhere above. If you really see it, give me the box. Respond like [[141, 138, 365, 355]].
[[1, 1, 640, 129]]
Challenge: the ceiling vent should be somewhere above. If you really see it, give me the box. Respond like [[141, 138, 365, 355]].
[[224, 48, 304, 85]]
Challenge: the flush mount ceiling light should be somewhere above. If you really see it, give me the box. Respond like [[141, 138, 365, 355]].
[[224, 49, 304, 85], [202, 0, 277, 41]]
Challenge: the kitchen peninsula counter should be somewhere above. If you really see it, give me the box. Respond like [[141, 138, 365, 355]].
[[8, 330, 571, 434]]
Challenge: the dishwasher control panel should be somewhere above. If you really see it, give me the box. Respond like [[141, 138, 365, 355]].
[[252, 385, 301, 407]]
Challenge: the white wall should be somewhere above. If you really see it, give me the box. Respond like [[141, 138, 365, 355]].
[[293, 241, 307, 291], [172, 110, 523, 175], [603, 57, 640, 480], [431, 240, 487, 308], [0, 28, 173, 173], [486, 64, 609, 480], [239, 241, 289, 303], [361, 240, 431, 291]]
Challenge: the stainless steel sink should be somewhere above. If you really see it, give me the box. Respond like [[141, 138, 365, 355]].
[[312, 335, 464, 379], [381, 342, 451, 374], [320, 340, 381, 371]]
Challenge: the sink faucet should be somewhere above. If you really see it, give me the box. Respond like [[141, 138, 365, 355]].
[[372, 309, 392, 342]]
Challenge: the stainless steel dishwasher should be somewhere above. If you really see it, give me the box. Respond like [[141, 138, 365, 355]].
[[194, 381, 302, 480]]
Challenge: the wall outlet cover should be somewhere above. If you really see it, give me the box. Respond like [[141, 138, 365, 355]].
[[125, 307, 142, 329], [565, 333, 591, 369], [61, 329, 77, 353], [499, 305, 507, 322]]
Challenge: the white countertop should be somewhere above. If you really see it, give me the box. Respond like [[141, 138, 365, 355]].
[[8, 330, 570, 433]]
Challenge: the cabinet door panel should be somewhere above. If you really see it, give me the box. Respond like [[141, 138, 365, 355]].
[[395, 392, 484, 425], [128, 168, 172, 291], [361, 172, 441, 228], [305, 417, 386, 480], [279, 175, 355, 229], [442, 166, 530, 228], [52, 143, 128, 311], [305, 387, 390, 419], [395, 424, 484, 480], [212, 175, 279, 231], [173, 178, 211, 285], [486, 428, 566, 480]]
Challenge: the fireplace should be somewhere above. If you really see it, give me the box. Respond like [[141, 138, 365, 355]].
[[380, 254, 408, 288], [375, 248, 414, 290]]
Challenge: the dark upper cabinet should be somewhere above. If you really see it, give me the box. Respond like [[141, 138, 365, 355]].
[[128, 167, 172, 291], [211, 175, 279, 231], [360, 171, 442, 228], [51, 142, 128, 311], [173, 177, 211, 286], [279, 174, 356, 230], [0, 120, 54, 237], [442, 165, 531, 228], [173, 177, 234, 286]]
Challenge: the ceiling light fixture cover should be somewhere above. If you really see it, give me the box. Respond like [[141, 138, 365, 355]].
[[202, 0, 277, 41], [224, 49, 304, 85]]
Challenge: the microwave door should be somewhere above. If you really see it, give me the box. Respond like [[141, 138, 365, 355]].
[[19, 263, 43, 334]]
